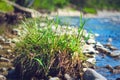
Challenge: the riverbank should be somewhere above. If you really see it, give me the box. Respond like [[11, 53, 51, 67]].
[[50, 8, 120, 18]]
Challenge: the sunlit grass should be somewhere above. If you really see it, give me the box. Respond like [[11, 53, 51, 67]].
[[14, 16, 88, 78]]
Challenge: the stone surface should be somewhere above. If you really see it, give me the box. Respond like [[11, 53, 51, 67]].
[[0, 75, 6, 80], [86, 58, 96, 64], [110, 50, 120, 57], [83, 44, 98, 54], [87, 39, 96, 44], [83, 68, 107, 80]]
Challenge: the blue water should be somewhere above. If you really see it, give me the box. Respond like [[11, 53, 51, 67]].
[[58, 16, 120, 80]]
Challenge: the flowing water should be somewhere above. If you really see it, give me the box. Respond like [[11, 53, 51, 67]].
[[58, 16, 120, 80]]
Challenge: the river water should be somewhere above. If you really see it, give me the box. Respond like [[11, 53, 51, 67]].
[[58, 16, 120, 80]]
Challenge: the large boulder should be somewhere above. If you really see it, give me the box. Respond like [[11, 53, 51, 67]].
[[83, 68, 107, 80]]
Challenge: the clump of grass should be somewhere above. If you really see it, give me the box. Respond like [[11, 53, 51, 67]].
[[14, 16, 87, 80]]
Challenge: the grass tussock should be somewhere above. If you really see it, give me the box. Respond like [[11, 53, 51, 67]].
[[14, 17, 88, 80]]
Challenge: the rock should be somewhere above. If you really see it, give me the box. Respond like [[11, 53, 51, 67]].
[[96, 45, 110, 54], [83, 44, 98, 54], [109, 46, 118, 51], [87, 39, 96, 44], [112, 69, 120, 74], [0, 68, 7, 72], [110, 50, 120, 57], [95, 42, 104, 48], [0, 36, 5, 43], [105, 65, 113, 71], [0, 57, 10, 62], [12, 29, 21, 36], [83, 68, 107, 80], [0, 75, 6, 80], [49, 77, 60, 80], [114, 65, 120, 69], [64, 74, 73, 80], [86, 58, 96, 64]]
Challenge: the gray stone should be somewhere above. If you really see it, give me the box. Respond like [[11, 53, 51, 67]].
[[110, 50, 120, 57], [0, 75, 6, 80], [83, 68, 107, 80]]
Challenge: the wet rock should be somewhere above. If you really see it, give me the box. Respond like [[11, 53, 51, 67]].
[[64, 74, 73, 80], [110, 50, 120, 57], [83, 68, 107, 80], [114, 65, 120, 69], [49, 77, 60, 80], [0, 57, 10, 62], [95, 42, 104, 48], [105, 65, 113, 71], [87, 39, 96, 44], [86, 58, 96, 64], [96, 45, 110, 54], [83, 44, 98, 54], [0, 75, 6, 80], [112, 69, 120, 74]]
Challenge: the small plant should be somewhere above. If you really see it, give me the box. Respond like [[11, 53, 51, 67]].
[[14, 16, 87, 79]]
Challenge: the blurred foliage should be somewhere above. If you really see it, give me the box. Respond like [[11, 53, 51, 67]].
[[32, 0, 69, 11], [1, 0, 120, 13], [83, 7, 97, 14], [0, 0, 14, 12]]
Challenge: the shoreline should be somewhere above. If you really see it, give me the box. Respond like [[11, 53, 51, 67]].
[[49, 9, 120, 18]]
